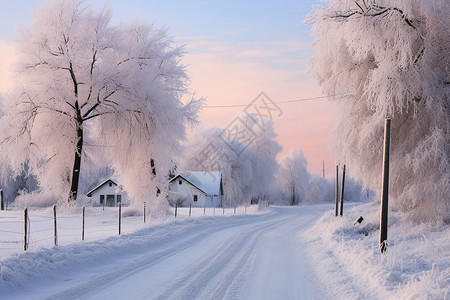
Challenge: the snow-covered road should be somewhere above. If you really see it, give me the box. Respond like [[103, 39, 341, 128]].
[[2, 206, 327, 300]]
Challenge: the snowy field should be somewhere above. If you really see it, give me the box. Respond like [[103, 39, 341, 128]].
[[0, 205, 259, 258], [0, 202, 449, 299]]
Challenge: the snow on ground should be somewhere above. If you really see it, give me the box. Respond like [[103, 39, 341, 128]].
[[0, 202, 449, 299], [303, 201, 450, 299]]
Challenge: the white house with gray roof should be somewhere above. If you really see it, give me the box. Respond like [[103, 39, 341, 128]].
[[168, 172, 223, 208], [86, 178, 128, 207]]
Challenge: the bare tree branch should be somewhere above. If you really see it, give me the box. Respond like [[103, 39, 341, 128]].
[[331, 1, 417, 29]]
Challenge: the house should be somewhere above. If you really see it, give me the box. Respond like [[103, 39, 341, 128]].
[[86, 178, 128, 207], [168, 172, 223, 208]]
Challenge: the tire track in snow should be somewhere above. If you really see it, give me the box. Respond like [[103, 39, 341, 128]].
[[151, 214, 294, 300], [43, 213, 275, 300]]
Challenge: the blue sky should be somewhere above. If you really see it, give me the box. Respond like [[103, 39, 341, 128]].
[[0, 0, 337, 175], [0, 0, 315, 40]]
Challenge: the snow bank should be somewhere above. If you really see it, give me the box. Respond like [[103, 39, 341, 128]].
[[302, 202, 450, 299]]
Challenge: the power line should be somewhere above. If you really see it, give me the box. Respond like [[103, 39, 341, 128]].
[[203, 93, 350, 108]]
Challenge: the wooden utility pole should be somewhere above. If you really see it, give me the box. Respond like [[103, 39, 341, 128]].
[[322, 160, 325, 178], [380, 119, 391, 253], [339, 165, 346, 216], [335, 165, 339, 216]]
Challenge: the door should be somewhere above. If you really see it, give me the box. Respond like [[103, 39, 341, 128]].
[[106, 195, 115, 207]]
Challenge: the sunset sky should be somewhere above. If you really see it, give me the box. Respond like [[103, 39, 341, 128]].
[[0, 0, 338, 175]]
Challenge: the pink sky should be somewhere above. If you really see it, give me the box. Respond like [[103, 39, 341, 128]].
[[183, 37, 338, 175]]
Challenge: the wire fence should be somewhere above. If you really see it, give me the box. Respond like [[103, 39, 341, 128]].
[[0, 203, 265, 255]]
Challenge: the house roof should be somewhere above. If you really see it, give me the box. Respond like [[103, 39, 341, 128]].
[[86, 178, 121, 197], [169, 172, 222, 196]]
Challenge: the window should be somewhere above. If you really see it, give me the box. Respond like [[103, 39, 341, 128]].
[[193, 195, 198, 202], [117, 195, 121, 204], [179, 180, 182, 185], [109, 182, 112, 187], [100, 195, 104, 205]]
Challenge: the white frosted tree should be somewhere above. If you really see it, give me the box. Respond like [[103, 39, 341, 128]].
[[278, 148, 310, 205], [183, 115, 281, 206], [1, 0, 202, 208], [310, 0, 450, 222]]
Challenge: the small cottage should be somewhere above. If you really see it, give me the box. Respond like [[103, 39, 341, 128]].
[[86, 178, 128, 207], [168, 172, 223, 208]]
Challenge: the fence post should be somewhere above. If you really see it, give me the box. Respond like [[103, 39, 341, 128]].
[[54, 205, 58, 246], [223, 207, 225, 215], [245, 205, 247, 214], [335, 165, 339, 216], [175, 203, 178, 218], [339, 165, 346, 216], [82, 206, 85, 241], [380, 119, 391, 254], [144, 202, 146, 223], [213, 207, 215, 215], [118, 203, 122, 236], [24, 208, 28, 251], [0, 189, 3, 210], [189, 204, 192, 217], [234, 206, 236, 215], [204, 205, 206, 215]]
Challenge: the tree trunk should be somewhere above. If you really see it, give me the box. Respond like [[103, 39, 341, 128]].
[[69, 102, 83, 202], [291, 185, 296, 206]]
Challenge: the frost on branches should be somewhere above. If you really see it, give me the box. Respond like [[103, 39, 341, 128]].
[[0, 0, 202, 209], [183, 115, 282, 206], [278, 149, 310, 206], [310, 0, 450, 222]]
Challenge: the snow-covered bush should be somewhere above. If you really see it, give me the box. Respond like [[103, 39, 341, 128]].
[[305, 175, 334, 203], [13, 191, 58, 209]]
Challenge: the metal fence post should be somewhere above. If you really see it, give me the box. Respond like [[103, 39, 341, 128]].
[[82, 206, 85, 241], [119, 203, 122, 236], [54, 205, 58, 246], [24, 208, 28, 251]]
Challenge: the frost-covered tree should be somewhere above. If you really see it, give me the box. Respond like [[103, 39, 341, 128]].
[[304, 175, 334, 204], [183, 115, 281, 206], [1, 0, 202, 207], [278, 149, 310, 205], [310, 0, 450, 222]]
